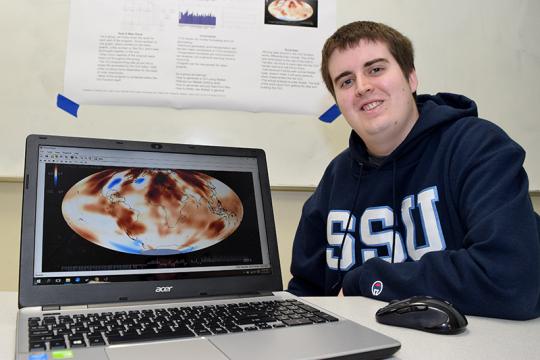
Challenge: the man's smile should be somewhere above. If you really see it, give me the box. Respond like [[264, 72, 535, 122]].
[[361, 100, 384, 112]]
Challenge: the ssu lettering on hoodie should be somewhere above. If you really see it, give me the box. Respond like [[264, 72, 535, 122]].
[[288, 93, 540, 320]]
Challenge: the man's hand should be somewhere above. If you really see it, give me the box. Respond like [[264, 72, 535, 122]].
[[338, 289, 344, 297]]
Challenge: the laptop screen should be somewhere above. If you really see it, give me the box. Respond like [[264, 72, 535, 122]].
[[32, 145, 272, 287]]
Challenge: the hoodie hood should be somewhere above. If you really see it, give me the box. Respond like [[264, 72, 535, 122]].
[[348, 92, 478, 168]]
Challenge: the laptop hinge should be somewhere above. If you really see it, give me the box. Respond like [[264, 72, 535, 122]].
[[42, 293, 277, 312], [84, 292, 278, 309], [42, 305, 89, 312]]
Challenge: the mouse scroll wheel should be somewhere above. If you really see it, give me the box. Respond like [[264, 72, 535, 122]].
[[413, 305, 428, 311], [396, 306, 413, 314]]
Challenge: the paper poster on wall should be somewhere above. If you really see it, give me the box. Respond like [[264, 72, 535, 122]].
[[64, 0, 336, 115]]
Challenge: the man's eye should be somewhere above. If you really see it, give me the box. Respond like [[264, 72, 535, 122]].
[[340, 78, 354, 88], [370, 67, 383, 75]]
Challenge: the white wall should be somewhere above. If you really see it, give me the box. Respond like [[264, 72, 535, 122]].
[[0, 182, 24, 291], [1, 0, 539, 189]]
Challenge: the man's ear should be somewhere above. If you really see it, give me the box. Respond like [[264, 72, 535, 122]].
[[408, 69, 418, 93]]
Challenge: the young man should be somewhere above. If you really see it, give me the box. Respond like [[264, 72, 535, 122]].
[[288, 21, 540, 320]]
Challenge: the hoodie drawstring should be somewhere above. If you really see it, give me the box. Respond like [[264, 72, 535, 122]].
[[391, 159, 398, 264], [331, 162, 364, 294], [331, 159, 398, 294]]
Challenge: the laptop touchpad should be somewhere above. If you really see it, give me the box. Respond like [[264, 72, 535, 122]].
[[105, 338, 228, 360]]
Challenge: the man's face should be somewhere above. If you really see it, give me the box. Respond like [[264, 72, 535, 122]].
[[328, 40, 419, 156]]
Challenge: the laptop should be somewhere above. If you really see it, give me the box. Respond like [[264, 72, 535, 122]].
[[16, 134, 400, 360]]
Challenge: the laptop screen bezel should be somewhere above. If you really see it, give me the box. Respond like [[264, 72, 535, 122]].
[[19, 134, 283, 308]]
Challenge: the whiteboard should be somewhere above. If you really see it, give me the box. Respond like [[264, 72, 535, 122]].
[[1, 0, 539, 190]]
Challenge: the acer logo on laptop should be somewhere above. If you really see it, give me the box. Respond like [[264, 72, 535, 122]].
[[155, 286, 173, 293]]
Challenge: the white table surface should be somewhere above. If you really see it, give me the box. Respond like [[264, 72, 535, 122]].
[[3, 291, 540, 359], [306, 296, 540, 359]]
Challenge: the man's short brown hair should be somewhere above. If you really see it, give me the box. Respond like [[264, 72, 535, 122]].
[[321, 21, 415, 99]]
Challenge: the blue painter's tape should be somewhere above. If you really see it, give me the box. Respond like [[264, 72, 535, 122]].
[[319, 104, 341, 123], [57, 94, 79, 117]]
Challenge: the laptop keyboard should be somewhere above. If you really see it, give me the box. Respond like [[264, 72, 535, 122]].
[[27, 299, 338, 351]]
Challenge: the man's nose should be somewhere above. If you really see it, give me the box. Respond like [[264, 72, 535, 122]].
[[355, 76, 372, 96]]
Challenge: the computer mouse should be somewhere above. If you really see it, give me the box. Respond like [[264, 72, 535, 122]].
[[375, 295, 468, 334]]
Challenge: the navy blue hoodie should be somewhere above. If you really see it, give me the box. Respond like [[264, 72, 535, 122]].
[[288, 93, 540, 320]]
